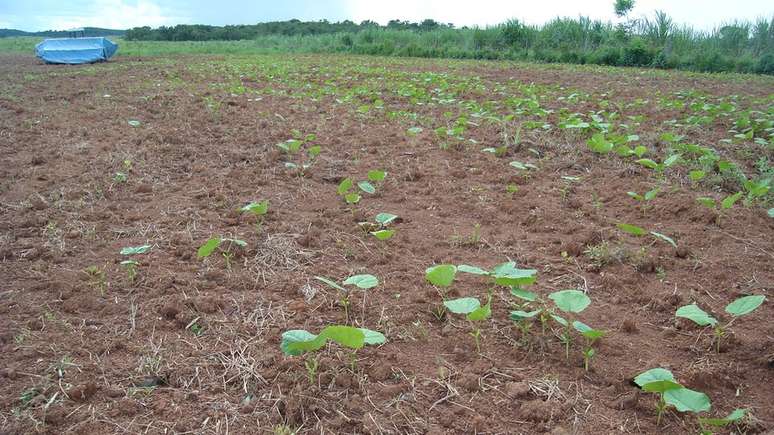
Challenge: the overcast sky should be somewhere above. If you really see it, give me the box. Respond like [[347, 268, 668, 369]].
[[1, 0, 772, 32]]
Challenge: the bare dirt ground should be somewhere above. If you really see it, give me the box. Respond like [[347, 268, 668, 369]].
[[0, 53, 773, 434]]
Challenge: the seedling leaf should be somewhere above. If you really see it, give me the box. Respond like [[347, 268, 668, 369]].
[[510, 287, 537, 301], [121, 245, 151, 255], [721, 192, 743, 209], [466, 296, 491, 321], [675, 304, 718, 326], [281, 330, 327, 356], [510, 310, 541, 320], [699, 409, 746, 427], [572, 321, 605, 340], [367, 170, 386, 182], [642, 380, 683, 393], [617, 223, 646, 236], [634, 368, 675, 387], [358, 181, 376, 194], [337, 178, 353, 196], [315, 276, 346, 292], [664, 387, 711, 413], [650, 231, 677, 248], [549, 289, 590, 313], [371, 229, 395, 240], [343, 274, 379, 289], [551, 314, 568, 326], [359, 328, 387, 345], [426, 264, 457, 287], [240, 200, 269, 215], [197, 238, 221, 258], [725, 295, 765, 317], [319, 325, 365, 349], [375, 213, 398, 225], [443, 297, 480, 314]]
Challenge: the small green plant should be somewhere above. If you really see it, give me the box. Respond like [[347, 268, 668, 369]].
[[627, 188, 660, 210], [277, 131, 320, 173], [675, 295, 765, 352], [633, 368, 711, 425], [197, 237, 247, 270], [617, 223, 677, 248], [337, 177, 361, 204], [240, 200, 269, 232], [572, 321, 605, 371], [443, 294, 492, 353], [304, 356, 319, 385], [119, 244, 150, 284], [315, 274, 379, 322], [280, 325, 387, 370], [635, 154, 681, 174], [113, 172, 128, 183]]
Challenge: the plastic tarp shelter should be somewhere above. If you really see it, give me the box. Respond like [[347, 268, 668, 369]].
[[35, 37, 118, 64]]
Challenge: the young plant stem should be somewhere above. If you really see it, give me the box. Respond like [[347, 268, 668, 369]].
[[656, 393, 666, 425]]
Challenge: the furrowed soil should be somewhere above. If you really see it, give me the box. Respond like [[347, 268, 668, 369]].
[[0, 53, 772, 434]]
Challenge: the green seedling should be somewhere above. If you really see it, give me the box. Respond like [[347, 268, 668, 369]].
[[741, 177, 770, 204], [698, 408, 746, 435], [197, 237, 247, 270], [120, 245, 150, 284], [425, 264, 457, 288], [675, 295, 765, 353], [240, 200, 269, 232], [627, 188, 660, 210], [113, 172, 128, 183], [304, 356, 319, 385], [277, 132, 320, 173], [696, 191, 744, 211], [457, 261, 538, 292], [337, 178, 361, 205], [370, 229, 395, 241], [280, 325, 386, 371], [509, 161, 538, 171], [617, 223, 677, 248], [634, 368, 711, 424], [443, 293, 492, 353], [548, 290, 591, 360], [315, 274, 379, 322], [635, 154, 681, 174], [572, 321, 605, 371]]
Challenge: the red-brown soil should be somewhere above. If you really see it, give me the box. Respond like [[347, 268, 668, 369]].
[[0, 53, 772, 434]]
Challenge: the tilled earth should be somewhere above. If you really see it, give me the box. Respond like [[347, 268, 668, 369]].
[[0, 53, 773, 434]]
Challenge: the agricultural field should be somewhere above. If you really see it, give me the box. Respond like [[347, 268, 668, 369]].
[[0, 51, 773, 434]]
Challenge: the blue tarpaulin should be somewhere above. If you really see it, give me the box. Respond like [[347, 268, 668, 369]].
[[35, 37, 118, 64]]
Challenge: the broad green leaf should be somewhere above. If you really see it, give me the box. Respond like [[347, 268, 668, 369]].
[[633, 145, 648, 157], [617, 223, 646, 236], [343, 274, 379, 289], [358, 181, 376, 194], [699, 409, 746, 427], [359, 328, 387, 345], [315, 276, 346, 292], [549, 290, 590, 313], [120, 245, 151, 255], [240, 200, 269, 215], [725, 295, 765, 317], [367, 170, 386, 182], [319, 325, 365, 349], [721, 192, 743, 209], [371, 229, 395, 240], [636, 158, 659, 170], [280, 330, 326, 356], [510, 310, 541, 320], [664, 387, 711, 413], [127, 120, 141, 127], [466, 297, 492, 321], [425, 264, 457, 287], [444, 297, 480, 314], [222, 238, 247, 247], [627, 191, 643, 201], [642, 380, 683, 393], [587, 133, 613, 154], [650, 231, 677, 248], [375, 213, 398, 225], [344, 193, 361, 204], [337, 178, 353, 196], [675, 304, 718, 326], [407, 126, 423, 135], [457, 264, 490, 275], [197, 238, 221, 258], [120, 260, 139, 266], [634, 368, 675, 387], [307, 145, 321, 158], [492, 262, 537, 287], [510, 287, 537, 301]]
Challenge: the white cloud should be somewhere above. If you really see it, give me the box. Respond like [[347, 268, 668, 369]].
[[44, 0, 184, 30]]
